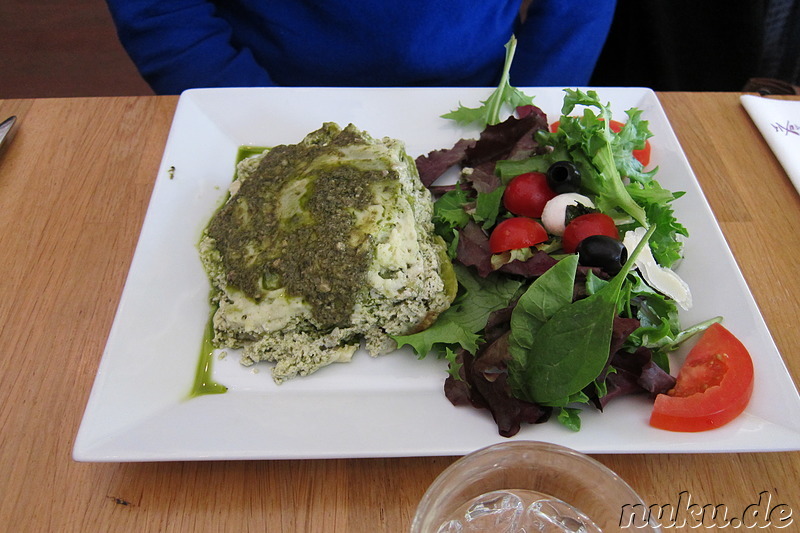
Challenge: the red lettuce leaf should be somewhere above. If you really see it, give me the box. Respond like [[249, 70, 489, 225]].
[[465, 114, 539, 167], [415, 138, 475, 187], [445, 333, 551, 438]]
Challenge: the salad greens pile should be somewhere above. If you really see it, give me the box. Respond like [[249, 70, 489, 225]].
[[393, 39, 721, 436]]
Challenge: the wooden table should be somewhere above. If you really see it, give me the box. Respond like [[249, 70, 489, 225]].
[[1, 93, 798, 531]]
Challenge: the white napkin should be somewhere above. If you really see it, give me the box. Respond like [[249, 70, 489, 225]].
[[741, 94, 800, 193]]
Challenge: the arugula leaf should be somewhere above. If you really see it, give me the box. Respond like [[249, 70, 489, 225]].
[[544, 390, 590, 408], [640, 195, 688, 268], [444, 348, 463, 380], [393, 264, 522, 357], [472, 186, 505, 230], [588, 270, 681, 350], [626, 274, 681, 343], [432, 187, 469, 256], [508, 225, 657, 404], [650, 316, 722, 369], [433, 187, 471, 230], [557, 407, 583, 432], [609, 107, 657, 186], [441, 35, 534, 128], [547, 391, 591, 431], [594, 372, 613, 398]]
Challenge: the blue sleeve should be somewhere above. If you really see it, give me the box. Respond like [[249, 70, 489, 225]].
[[511, 0, 617, 87], [106, 0, 274, 94]]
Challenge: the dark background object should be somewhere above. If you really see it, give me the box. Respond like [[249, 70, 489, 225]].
[[590, 0, 767, 91], [591, 0, 800, 91], [759, 0, 800, 86]]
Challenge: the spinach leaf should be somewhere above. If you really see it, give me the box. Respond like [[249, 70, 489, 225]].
[[507, 255, 579, 393], [509, 225, 657, 404], [473, 186, 505, 230]]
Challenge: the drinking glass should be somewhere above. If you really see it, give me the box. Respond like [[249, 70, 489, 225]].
[[411, 441, 661, 532]]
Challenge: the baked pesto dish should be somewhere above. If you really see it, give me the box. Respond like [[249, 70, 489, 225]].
[[199, 123, 456, 383]]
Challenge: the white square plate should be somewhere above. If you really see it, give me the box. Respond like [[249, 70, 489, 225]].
[[73, 87, 800, 461]]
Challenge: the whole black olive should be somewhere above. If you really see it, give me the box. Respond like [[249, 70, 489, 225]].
[[576, 235, 628, 275], [546, 161, 582, 194]]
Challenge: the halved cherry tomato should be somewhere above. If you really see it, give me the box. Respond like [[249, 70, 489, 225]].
[[549, 119, 651, 166], [561, 213, 619, 254], [489, 217, 547, 253], [503, 172, 557, 218], [650, 323, 754, 432]]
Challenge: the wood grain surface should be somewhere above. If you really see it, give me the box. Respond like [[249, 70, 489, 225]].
[[0, 93, 798, 532]]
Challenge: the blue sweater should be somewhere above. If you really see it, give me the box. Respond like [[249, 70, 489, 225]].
[[106, 0, 616, 94]]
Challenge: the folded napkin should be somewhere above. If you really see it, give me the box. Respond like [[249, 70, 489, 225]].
[[741, 94, 800, 193]]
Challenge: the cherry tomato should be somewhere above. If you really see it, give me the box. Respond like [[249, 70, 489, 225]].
[[503, 172, 557, 218], [549, 119, 651, 166], [561, 213, 619, 254], [650, 323, 754, 432], [489, 217, 548, 254]]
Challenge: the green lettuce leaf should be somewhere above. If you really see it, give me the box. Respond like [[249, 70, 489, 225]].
[[441, 35, 534, 128], [473, 186, 506, 230], [433, 187, 471, 230], [393, 264, 522, 357]]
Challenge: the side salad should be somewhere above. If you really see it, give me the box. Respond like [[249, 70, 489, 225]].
[[393, 37, 753, 436]]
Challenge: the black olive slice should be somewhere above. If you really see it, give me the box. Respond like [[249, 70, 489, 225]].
[[576, 235, 628, 275], [546, 161, 582, 194]]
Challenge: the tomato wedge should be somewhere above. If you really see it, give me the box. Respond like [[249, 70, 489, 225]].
[[550, 119, 651, 166], [650, 323, 754, 432], [489, 217, 547, 253]]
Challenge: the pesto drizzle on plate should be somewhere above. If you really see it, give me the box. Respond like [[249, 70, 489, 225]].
[[189, 307, 228, 398]]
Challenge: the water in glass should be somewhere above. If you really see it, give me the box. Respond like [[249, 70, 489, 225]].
[[437, 489, 603, 533]]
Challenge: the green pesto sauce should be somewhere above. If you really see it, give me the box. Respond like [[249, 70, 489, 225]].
[[237, 145, 268, 164], [190, 148, 269, 399], [206, 127, 396, 328], [190, 148, 274, 399], [189, 309, 228, 398]]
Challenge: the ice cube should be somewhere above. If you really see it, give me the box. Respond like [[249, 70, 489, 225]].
[[521, 499, 603, 533], [436, 519, 463, 533], [461, 490, 524, 532]]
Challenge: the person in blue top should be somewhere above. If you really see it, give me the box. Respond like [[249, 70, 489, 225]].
[[105, 0, 616, 94]]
